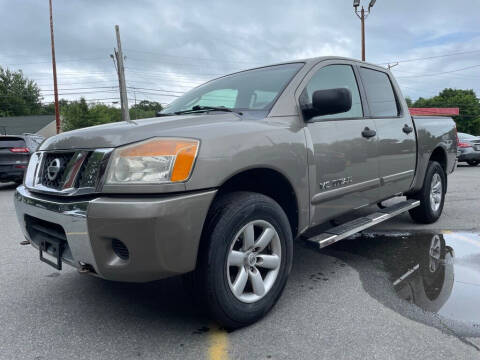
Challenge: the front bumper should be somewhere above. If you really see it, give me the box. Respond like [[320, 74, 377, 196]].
[[14, 185, 216, 282]]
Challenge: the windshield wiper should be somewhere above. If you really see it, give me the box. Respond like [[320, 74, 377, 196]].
[[174, 105, 243, 117]]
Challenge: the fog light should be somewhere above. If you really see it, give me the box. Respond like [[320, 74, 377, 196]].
[[112, 239, 129, 260]]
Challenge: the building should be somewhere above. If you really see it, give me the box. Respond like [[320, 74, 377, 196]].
[[0, 115, 56, 137], [409, 108, 459, 116]]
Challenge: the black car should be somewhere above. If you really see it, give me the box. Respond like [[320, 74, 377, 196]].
[[457, 132, 480, 166], [0, 134, 43, 183]]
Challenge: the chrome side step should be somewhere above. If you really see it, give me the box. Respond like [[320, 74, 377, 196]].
[[307, 200, 420, 249]]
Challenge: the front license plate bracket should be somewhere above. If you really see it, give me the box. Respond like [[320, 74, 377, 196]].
[[39, 236, 64, 270]]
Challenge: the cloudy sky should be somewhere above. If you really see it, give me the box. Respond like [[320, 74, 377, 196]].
[[1, 0, 479, 106]]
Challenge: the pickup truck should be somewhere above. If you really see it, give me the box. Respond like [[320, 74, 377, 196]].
[[14, 57, 457, 329]]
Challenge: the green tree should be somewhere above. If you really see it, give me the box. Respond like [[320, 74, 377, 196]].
[[61, 98, 121, 131], [40, 99, 69, 115], [405, 97, 413, 107], [130, 100, 163, 120], [0, 67, 41, 116], [412, 89, 480, 135]]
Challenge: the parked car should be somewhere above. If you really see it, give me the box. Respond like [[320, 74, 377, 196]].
[[457, 132, 480, 166], [0, 134, 43, 183], [14, 57, 457, 329]]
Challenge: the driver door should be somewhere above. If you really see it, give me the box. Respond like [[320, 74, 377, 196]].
[[298, 62, 381, 227]]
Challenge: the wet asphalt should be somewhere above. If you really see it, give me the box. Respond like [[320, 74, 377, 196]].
[[1, 164, 479, 360]]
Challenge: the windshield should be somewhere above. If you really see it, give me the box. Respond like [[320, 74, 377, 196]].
[[160, 63, 304, 114]]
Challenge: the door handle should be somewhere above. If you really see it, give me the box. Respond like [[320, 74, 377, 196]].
[[362, 127, 376, 138], [403, 124, 413, 134]]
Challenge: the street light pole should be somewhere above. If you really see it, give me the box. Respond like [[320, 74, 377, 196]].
[[361, 7, 365, 61], [354, 0, 376, 61]]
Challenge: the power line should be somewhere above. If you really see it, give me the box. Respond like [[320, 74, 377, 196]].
[[377, 49, 480, 66], [3, 56, 109, 66], [125, 48, 261, 65], [395, 64, 480, 78]]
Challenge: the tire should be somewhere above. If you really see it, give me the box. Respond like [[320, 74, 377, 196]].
[[408, 161, 446, 224], [467, 160, 479, 166], [195, 191, 293, 329]]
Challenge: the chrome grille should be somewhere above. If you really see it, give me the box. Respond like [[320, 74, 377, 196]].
[[41, 152, 75, 189], [25, 148, 113, 196]]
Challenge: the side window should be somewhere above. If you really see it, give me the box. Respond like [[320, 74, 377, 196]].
[[303, 64, 363, 119], [359, 68, 399, 117]]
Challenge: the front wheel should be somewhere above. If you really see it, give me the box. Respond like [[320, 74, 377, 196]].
[[467, 160, 479, 166], [408, 161, 446, 224], [196, 192, 293, 329]]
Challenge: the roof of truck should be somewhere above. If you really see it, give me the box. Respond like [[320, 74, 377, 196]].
[[255, 56, 388, 72]]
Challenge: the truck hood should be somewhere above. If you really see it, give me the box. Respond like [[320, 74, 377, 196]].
[[39, 113, 241, 151]]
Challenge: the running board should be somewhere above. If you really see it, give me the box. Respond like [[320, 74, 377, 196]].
[[307, 200, 420, 249]]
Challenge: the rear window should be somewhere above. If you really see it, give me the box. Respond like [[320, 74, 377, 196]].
[[0, 137, 25, 149], [359, 68, 399, 117]]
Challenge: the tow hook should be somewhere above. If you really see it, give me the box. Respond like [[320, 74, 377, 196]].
[[78, 262, 95, 274], [19, 239, 30, 246]]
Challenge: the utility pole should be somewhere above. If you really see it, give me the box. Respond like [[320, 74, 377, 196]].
[[113, 25, 131, 122], [353, 0, 376, 61], [48, 0, 61, 133]]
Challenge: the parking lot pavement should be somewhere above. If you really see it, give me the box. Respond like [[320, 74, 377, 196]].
[[0, 165, 479, 360]]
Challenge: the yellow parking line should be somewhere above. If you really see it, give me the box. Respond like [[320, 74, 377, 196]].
[[208, 325, 229, 360]]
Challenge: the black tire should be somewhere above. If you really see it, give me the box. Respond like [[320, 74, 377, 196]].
[[467, 160, 479, 166], [408, 161, 446, 224], [195, 191, 293, 329]]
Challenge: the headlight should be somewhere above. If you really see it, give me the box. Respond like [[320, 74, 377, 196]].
[[105, 138, 199, 184]]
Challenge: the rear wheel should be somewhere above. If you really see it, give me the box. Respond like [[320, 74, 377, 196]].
[[196, 192, 293, 329], [467, 160, 479, 166], [408, 161, 446, 224]]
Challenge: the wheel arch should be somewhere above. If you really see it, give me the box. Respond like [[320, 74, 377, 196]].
[[207, 167, 299, 238], [429, 146, 448, 173], [429, 146, 448, 191]]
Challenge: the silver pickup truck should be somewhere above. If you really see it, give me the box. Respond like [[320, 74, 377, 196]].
[[14, 57, 457, 329]]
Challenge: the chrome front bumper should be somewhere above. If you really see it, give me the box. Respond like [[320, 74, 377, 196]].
[[14, 185, 217, 282], [14, 185, 97, 270]]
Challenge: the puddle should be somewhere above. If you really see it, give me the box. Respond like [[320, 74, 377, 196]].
[[328, 231, 480, 336]]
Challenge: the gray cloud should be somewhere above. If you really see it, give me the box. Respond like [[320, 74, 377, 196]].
[[1, 0, 479, 104]]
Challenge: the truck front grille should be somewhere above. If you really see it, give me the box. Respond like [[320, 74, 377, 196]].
[[41, 152, 75, 189], [25, 149, 112, 196]]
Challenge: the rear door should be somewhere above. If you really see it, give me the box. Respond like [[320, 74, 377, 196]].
[[297, 61, 380, 227], [358, 67, 416, 199]]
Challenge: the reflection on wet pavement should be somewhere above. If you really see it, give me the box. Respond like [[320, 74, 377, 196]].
[[328, 231, 480, 335]]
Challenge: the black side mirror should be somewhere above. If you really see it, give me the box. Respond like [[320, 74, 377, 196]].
[[302, 88, 352, 120]]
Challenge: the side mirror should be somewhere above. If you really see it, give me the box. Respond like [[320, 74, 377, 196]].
[[302, 88, 352, 120]]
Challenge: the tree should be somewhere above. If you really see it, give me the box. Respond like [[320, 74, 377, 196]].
[[412, 89, 480, 135], [405, 97, 413, 107], [61, 98, 121, 131], [40, 99, 69, 115], [0, 67, 41, 116], [130, 100, 163, 120]]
